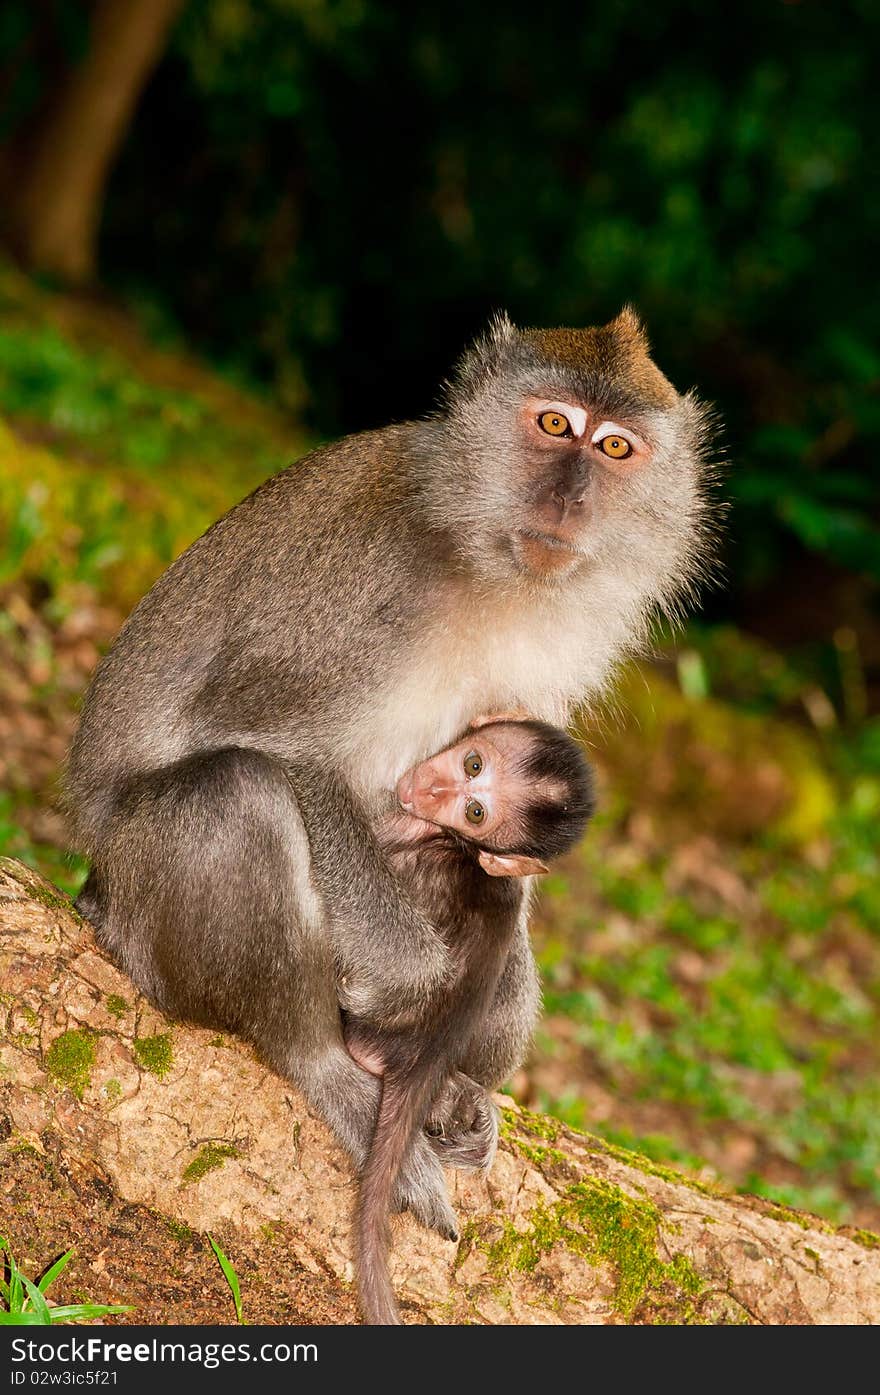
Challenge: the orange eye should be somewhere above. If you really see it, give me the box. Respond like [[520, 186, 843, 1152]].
[[597, 435, 632, 459], [538, 411, 571, 437]]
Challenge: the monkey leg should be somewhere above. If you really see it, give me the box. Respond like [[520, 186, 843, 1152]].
[[341, 1019, 498, 1177], [458, 913, 541, 1089], [421, 915, 540, 1172], [77, 747, 459, 1241], [287, 1042, 460, 1241]]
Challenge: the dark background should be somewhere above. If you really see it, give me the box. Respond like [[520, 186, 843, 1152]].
[[1, 0, 878, 666]]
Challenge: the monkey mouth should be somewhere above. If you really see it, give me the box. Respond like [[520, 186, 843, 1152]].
[[513, 529, 585, 576]]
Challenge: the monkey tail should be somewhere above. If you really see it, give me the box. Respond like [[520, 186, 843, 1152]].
[[355, 1057, 448, 1326]]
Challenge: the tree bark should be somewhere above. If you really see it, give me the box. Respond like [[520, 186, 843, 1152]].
[[6, 0, 185, 284], [1, 856, 878, 1326]]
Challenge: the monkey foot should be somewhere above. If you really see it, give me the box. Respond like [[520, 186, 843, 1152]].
[[425, 1072, 499, 1173], [394, 1163, 460, 1241]]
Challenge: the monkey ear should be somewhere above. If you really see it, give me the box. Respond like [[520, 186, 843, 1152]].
[[445, 312, 517, 407], [609, 304, 649, 352], [478, 851, 549, 879], [486, 309, 516, 347]]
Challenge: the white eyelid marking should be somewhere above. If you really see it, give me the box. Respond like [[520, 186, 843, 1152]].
[[591, 421, 638, 447], [538, 402, 587, 438]]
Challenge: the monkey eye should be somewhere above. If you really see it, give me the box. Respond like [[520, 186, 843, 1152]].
[[465, 799, 486, 825], [538, 411, 572, 437], [463, 750, 483, 777], [596, 434, 633, 459]]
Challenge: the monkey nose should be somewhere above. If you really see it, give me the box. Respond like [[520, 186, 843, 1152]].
[[551, 484, 586, 511], [396, 771, 415, 810], [413, 780, 451, 809]]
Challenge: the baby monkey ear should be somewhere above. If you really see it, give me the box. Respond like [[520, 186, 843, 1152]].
[[478, 851, 549, 878]]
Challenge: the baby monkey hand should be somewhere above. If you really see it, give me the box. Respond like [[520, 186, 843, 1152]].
[[469, 709, 533, 729]]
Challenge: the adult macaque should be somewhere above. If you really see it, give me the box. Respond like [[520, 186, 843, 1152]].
[[68, 309, 713, 1241], [346, 718, 594, 1324]]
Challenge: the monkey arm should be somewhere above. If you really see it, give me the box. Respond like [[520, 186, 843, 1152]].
[[286, 761, 454, 1023]]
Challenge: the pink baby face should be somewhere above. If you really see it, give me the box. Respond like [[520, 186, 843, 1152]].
[[395, 723, 552, 878]]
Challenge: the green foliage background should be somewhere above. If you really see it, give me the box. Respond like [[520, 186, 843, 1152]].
[[3, 0, 877, 609], [116, 0, 880, 604]]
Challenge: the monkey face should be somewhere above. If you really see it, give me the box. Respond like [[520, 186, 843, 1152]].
[[421, 309, 714, 602], [396, 724, 559, 853], [506, 398, 654, 580], [395, 732, 510, 838]]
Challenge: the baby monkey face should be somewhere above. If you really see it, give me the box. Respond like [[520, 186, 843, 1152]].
[[396, 723, 535, 850]]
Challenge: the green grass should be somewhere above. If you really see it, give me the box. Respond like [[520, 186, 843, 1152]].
[[536, 781, 880, 1221], [0, 1236, 133, 1326], [0, 260, 298, 614], [0, 1234, 247, 1326], [208, 1236, 245, 1324], [0, 795, 87, 895]]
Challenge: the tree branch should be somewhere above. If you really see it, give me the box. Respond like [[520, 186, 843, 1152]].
[[1, 856, 877, 1325]]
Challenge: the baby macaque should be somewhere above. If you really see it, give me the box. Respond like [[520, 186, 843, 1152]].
[[344, 718, 594, 1324]]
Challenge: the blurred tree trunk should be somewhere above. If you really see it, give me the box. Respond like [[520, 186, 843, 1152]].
[[7, 0, 185, 285]]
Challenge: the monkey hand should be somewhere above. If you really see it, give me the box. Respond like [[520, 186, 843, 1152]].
[[424, 1072, 499, 1173]]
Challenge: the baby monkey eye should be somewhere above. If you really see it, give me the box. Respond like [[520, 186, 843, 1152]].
[[538, 411, 571, 437], [463, 750, 483, 777], [465, 799, 486, 825], [597, 434, 632, 459]]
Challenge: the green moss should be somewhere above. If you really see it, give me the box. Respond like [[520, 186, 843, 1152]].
[[132, 1033, 174, 1079], [847, 1228, 880, 1250], [182, 1143, 239, 1184], [165, 1217, 195, 1244], [24, 876, 84, 923], [7, 1138, 42, 1158], [590, 1134, 721, 1196], [474, 1176, 703, 1320], [765, 1203, 832, 1234], [501, 1108, 573, 1170], [500, 1103, 561, 1144], [209, 1035, 231, 1049], [102, 1078, 122, 1103], [105, 995, 129, 1019], [513, 1140, 571, 1170], [45, 1029, 96, 1099], [507, 1105, 722, 1200]]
